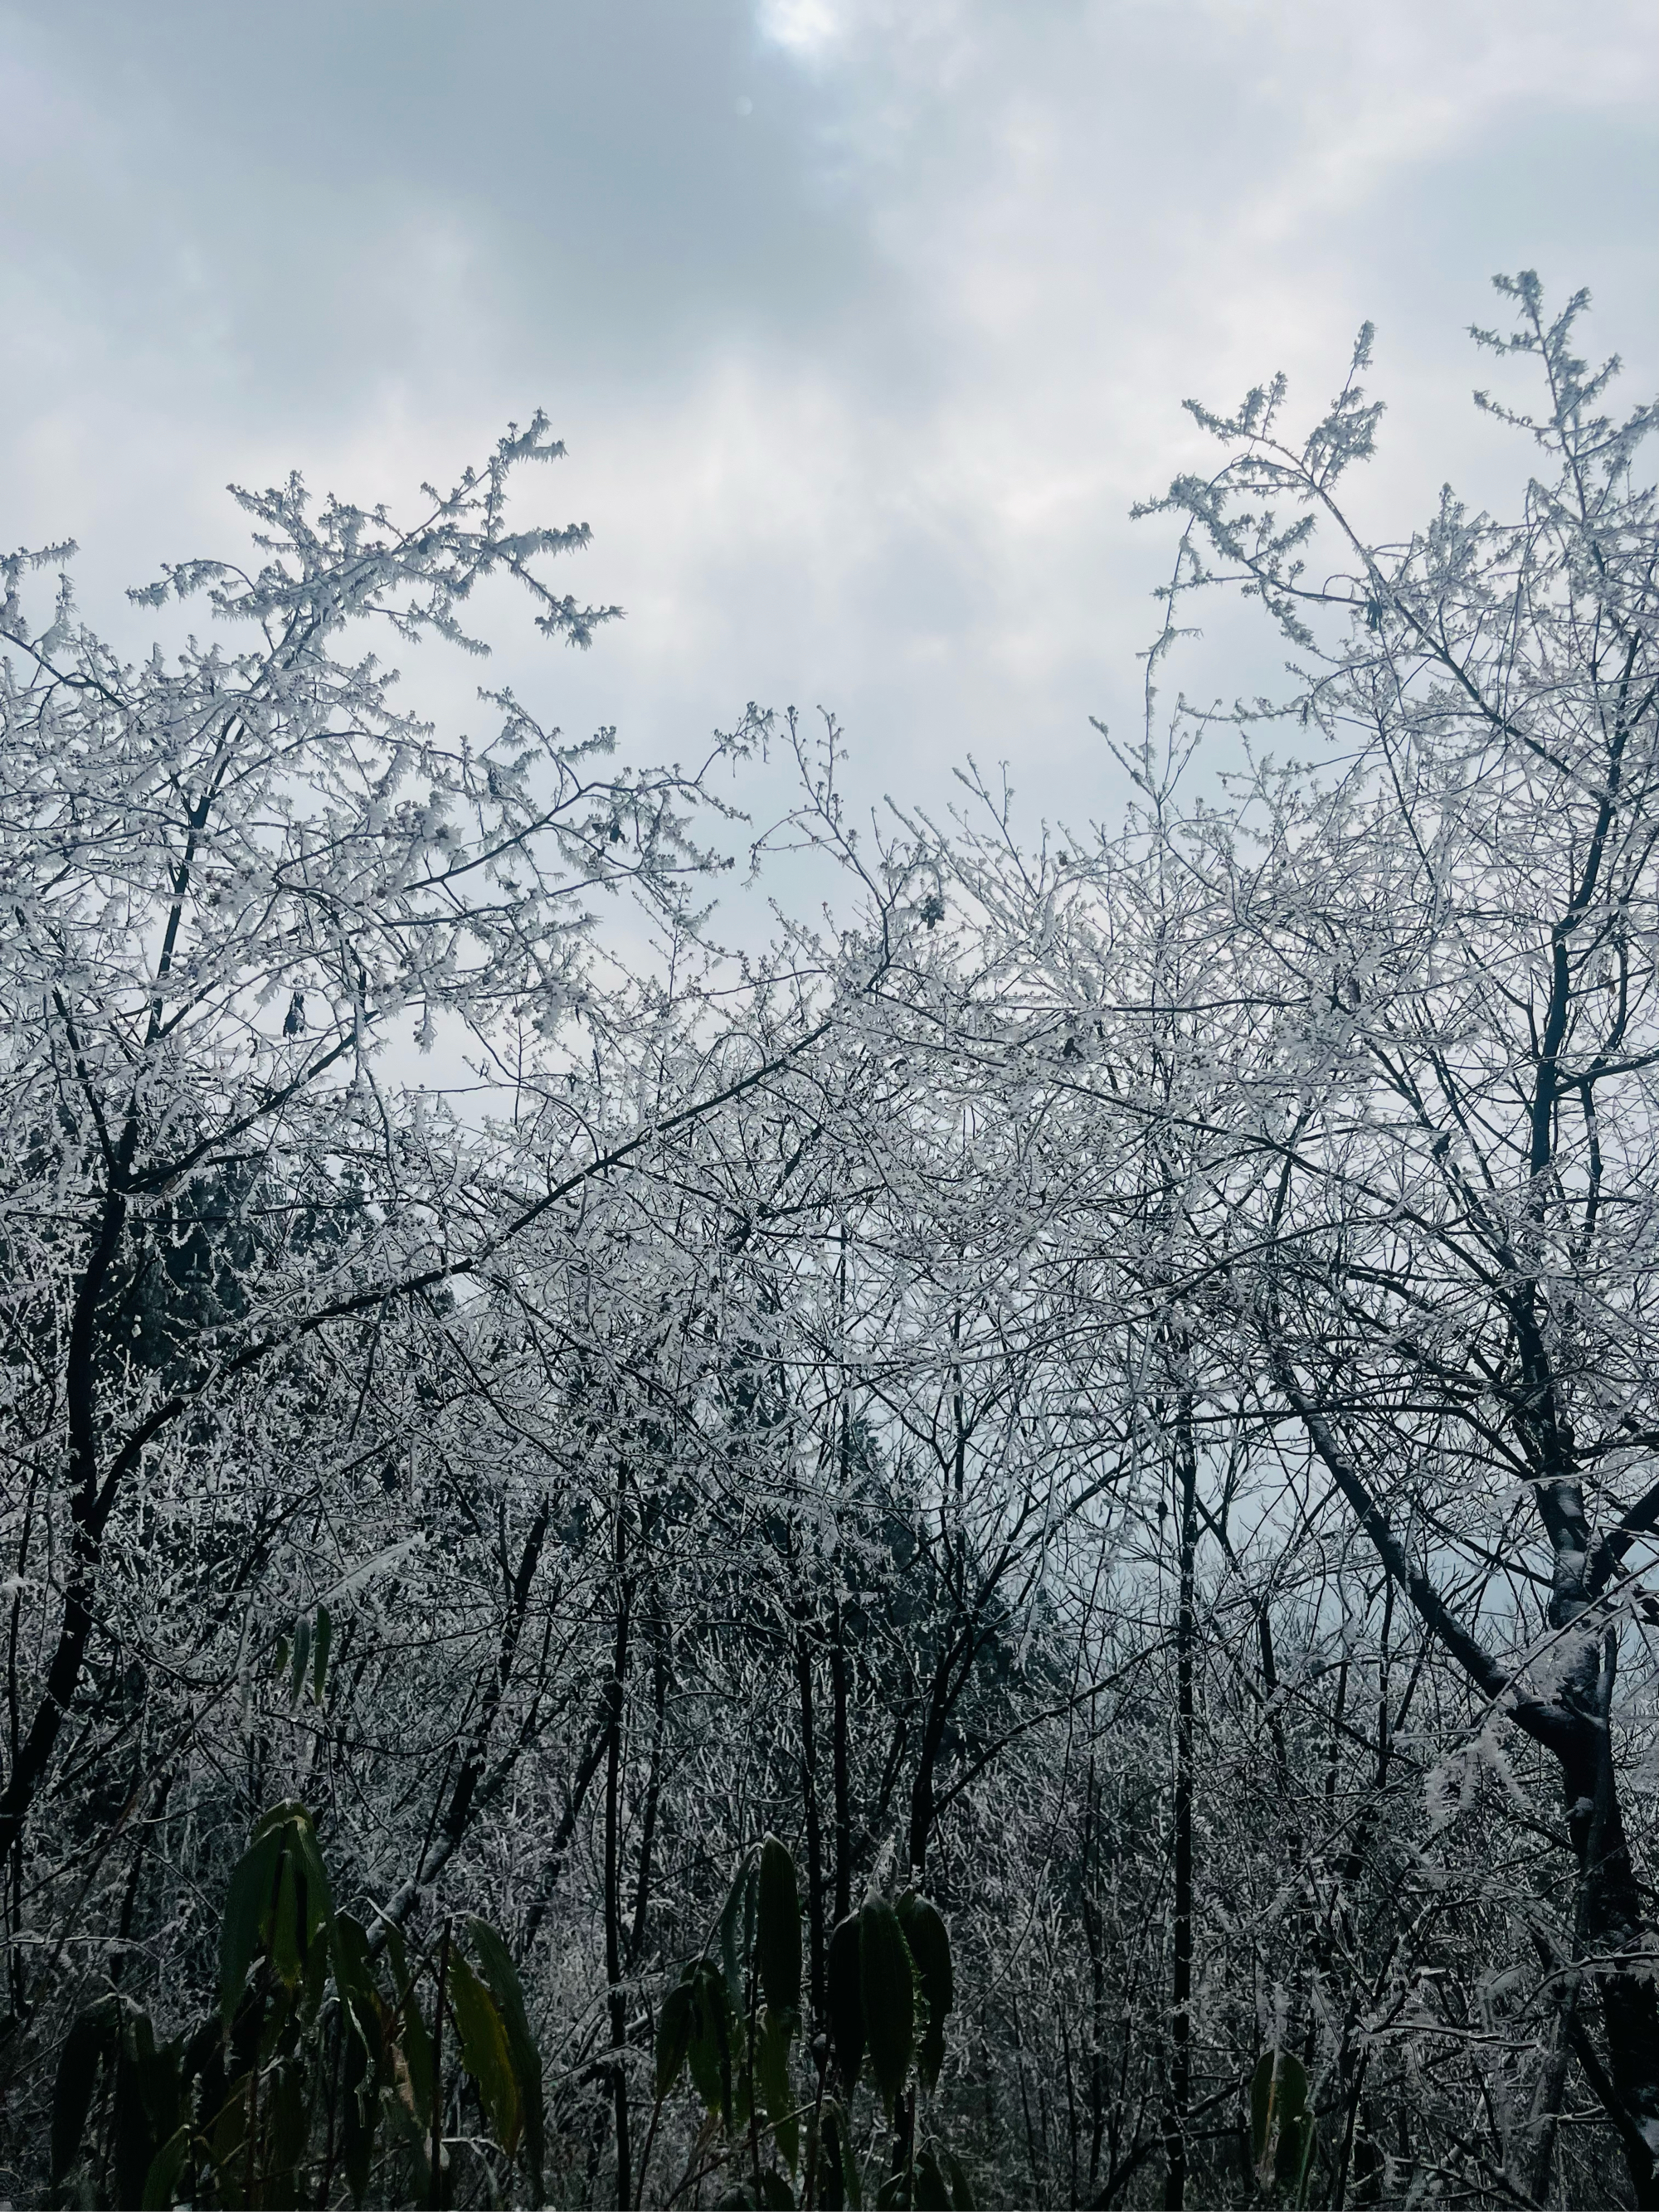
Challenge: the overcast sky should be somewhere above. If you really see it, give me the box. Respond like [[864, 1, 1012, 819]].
[[3, 0, 1656, 863]]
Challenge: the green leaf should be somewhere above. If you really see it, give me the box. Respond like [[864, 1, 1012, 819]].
[[289, 1806, 333, 1922], [313, 1603, 333, 1703], [655, 1976, 696, 2101], [825, 1915, 864, 2093], [132, 2026, 182, 2155], [818, 2107, 844, 2212], [1251, 2049, 1311, 2188], [51, 1996, 118, 2185], [686, 1960, 739, 2131], [467, 1917, 546, 2202], [858, 1897, 914, 2119], [385, 1923, 434, 2129], [332, 1910, 379, 2036], [220, 1826, 282, 2018], [270, 1849, 304, 1987], [757, 2005, 798, 2174], [448, 1947, 522, 2154], [1282, 2109, 1316, 2200], [942, 2149, 975, 2209], [718, 1850, 758, 2010], [113, 2005, 162, 2212], [822, 2101, 862, 2210], [757, 1835, 802, 2019], [289, 1615, 311, 1706], [914, 2147, 950, 2210], [758, 2170, 795, 2208], [207, 2071, 252, 2195], [895, 1893, 952, 2094], [265, 2057, 308, 2208], [340, 1981, 379, 2210], [141, 2123, 191, 2211]]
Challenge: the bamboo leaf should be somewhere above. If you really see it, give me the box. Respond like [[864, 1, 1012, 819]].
[[285, 1804, 336, 1952], [340, 1968, 380, 2210], [313, 1602, 333, 1703], [384, 1923, 434, 2129], [858, 1897, 914, 2119], [447, 1947, 522, 2154], [289, 1614, 311, 1707], [825, 1914, 864, 2093], [654, 1976, 696, 2101], [220, 1826, 282, 2019], [757, 2004, 799, 2174], [943, 2149, 975, 2209], [914, 2147, 950, 2210], [140, 2123, 191, 2211], [270, 1849, 304, 1987], [895, 1892, 952, 2094], [718, 1850, 757, 2010], [686, 1960, 738, 2131], [467, 1917, 546, 2200], [112, 2008, 161, 2212], [1251, 2049, 1311, 2190], [757, 1834, 802, 2019], [51, 1996, 118, 2185]]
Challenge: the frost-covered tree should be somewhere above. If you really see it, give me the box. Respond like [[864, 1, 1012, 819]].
[[912, 274, 1659, 2208], [7, 276, 1657, 2212], [0, 420, 753, 1930]]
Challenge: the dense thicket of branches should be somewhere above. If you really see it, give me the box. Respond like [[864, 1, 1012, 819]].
[[2, 277, 1656, 2210]]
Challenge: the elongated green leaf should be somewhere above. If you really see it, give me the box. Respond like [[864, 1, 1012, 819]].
[[655, 1977, 696, 2101], [896, 1893, 952, 2093], [825, 1915, 864, 2093], [113, 2013, 161, 2212], [207, 2071, 252, 2195], [758, 2169, 795, 2208], [313, 1603, 333, 1703], [822, 2103, 862, 2211], [341, 1982, 379, 2210], [270, 1849, 304, 1987], [757, 2005, 798, 2173], [718, 1851, 757, 2009], [819, 2107, 844, 2212], [686, 1960, 738, 2130], [448, 1947, 522, 2153], [286, 1805, 335, 1944], [1250, 2051, 1274, 2164], [266, 2057, 308, 2208], [51, 1998, 118, 2185], [859, 1898, 914, 2119], [942, 2149, 975, 2209], [132, 2026, 182, 2155], [332, 1911, 378, 2035], [220, 1826, 282, 2018], [757, 1835, 802, 2019], [289, 1615, 311, 1706], [467, 1917, 546, 2202], [914, 2147, 950, 2210], [141, 2123, 191, 2211], [385, 1923, 434, 2128], [1251, 2049, 1311, 2185], [1282, 2108, 1316, 2198]]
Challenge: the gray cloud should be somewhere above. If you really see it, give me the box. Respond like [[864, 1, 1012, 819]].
[[3, 0, 1654, 861]]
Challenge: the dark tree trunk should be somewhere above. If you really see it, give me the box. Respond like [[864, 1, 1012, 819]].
[[604, 1488, 633, 2210], [796, 1618, 827, 2021], [1162, 1399, 1196, 2210], [830, 1597, 852, 1924]]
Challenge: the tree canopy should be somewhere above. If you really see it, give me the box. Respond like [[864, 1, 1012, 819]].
[[2, 275, 1657, 2211]]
